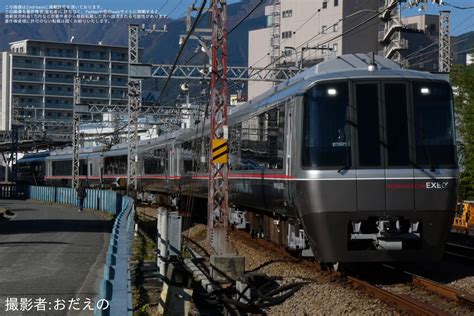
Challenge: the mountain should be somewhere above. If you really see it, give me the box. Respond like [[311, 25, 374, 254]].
[[0, 0, 269, 65]]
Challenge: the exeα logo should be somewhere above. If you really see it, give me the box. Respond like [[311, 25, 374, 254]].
[[425, 181, 449, 189]]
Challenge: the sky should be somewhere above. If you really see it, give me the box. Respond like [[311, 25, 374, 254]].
[[0, 0, 473, 35]]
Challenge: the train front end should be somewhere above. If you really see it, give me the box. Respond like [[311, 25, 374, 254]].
[[291, 73, 458, 263]]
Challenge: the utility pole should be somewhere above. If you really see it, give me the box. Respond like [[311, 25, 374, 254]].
[[439, 10, 451, 73], [9, 97, 19, 183], [208, 0, 230, 255], [72, 76, 81, 189], [127, 24, 141, 196], [126, 23, 166, 196], [269, 0, 281, 82]]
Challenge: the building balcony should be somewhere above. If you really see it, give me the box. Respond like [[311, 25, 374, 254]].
[[379, 19, 403, 43], [111, 67, 128, 74], [46, 64, 76, 71], [81, 80, 109, 86], [13, 75, 43, 82], [45, 104, 73, 109], [47, 53, 75, 58], [81, 92, 109, 98], [79, 54, 108, 61], [79, 66, 109, 73], [46, 77, 74, 84], [385, 38, 409, 59], [111, 92, 127, 99], [13, 62, 43, 69], [13, 88, 43, 95], [45, 90, 73, 97], [111, 80, 127, 86]]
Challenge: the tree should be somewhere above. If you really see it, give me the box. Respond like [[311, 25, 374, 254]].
[[451, 64, 474, 200]]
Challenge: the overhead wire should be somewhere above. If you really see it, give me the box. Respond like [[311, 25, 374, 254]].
[[155, 0, 207, 105]]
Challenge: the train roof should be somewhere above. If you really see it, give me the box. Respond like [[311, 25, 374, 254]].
[[40, 54, 452, 156], [142, 54, 449, 147], [17, 152, 50, 163]]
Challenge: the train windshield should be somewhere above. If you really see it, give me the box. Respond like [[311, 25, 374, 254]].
[[414, 81, 456, 168], [302, 82, 350, 168]]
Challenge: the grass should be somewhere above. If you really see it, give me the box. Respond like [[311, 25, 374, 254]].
[[131, 225, 157, 316]]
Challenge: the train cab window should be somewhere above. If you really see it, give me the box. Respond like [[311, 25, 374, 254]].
[[413, 81, 456, 168], [303, 82, 350, 168], [384, 83, 410, 167], [356, 83, 381, 167]]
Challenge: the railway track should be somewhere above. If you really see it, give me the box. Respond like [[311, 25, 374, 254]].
[[445, 242, 474, 261], [183, 226, 474, 315]]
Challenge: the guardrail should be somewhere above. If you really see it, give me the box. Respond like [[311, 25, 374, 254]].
[[95, 196, 135, 316], [26, 185, 135, 315], [27, 186, 121, 214]]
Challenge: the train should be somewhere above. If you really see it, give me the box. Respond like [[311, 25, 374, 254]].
[[16, 54, 459, 264]]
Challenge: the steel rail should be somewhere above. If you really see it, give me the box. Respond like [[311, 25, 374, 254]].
[[346, 275, 450, 316], [411, 276, 474, 307]]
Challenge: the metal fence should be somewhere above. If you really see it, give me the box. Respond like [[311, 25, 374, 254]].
[[27, 186, 122, 214], [95, 196, 135, 316]]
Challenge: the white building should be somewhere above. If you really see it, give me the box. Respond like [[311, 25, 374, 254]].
[[248, 0, 381, 100], [467, 53, 474, 66]]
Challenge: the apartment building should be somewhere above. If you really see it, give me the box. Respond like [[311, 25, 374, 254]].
[[0, 39, 131, 130], [247, 0, 381, 100], [380, 12, 441, 71]]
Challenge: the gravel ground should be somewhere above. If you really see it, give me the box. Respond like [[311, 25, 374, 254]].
[[449, 276, 474, 295], [184, 224, 401, 315], [381, 283, 474, 315]]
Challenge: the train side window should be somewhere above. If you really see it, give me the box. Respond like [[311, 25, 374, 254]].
[[234, 105, 285, 170], [144, 148, 168, 174], [356, 83, 381, 167], [52, 160, 72, 175], [384, 83, 410, 167], [182, 141, 194, 173]]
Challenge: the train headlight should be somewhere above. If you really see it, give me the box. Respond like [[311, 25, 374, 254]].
[[420, 87, 430, 95], [327, 88, 337, 96]]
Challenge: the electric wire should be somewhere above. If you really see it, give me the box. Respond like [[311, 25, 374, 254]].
[[156, 0, 207, 105]]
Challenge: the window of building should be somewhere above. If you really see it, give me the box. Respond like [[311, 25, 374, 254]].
[[333, 43, 338, 52], [334, 0, 339, 6], [333, 23, 338, 32], [322, 1, 328, 9], [322, 25, 327, 34], [282, 31, 292, 39], [282, 10, 292, 18]]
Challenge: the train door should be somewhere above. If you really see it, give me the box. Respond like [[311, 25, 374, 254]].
[[354, 82, 386, 211], [285, 98, 294, 177], [382, 82, 414, 211]]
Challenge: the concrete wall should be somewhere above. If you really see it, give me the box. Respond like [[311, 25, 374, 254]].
[[248, 0, 381, 100], [341, 0, 381, 55], [0, 52, 10, 131], [248, 27, 272, 100]]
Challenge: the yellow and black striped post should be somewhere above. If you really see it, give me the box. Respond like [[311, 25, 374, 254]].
[[211, 139, 228, 164]]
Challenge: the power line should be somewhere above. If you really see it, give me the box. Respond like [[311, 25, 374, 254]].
[[409, 46, 474, 68], [156, 0, 207, 105], [228, 0, 264, 35], [444, 2, 474, 10]]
